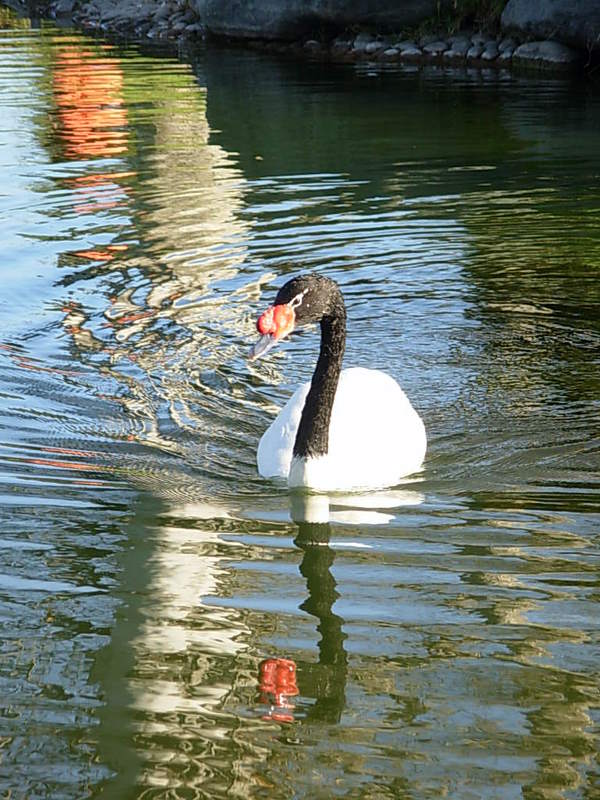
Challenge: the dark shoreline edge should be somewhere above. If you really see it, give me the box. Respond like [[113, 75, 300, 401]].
[[3, 0, 599, 79]]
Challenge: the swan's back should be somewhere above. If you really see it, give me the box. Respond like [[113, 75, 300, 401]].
[[257, 367, 426, 491]]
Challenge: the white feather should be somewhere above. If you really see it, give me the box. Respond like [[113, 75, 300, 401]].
[[257, 367, 426, 492]]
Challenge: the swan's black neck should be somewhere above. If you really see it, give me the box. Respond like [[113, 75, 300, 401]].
[[293, 293, 346, 459]]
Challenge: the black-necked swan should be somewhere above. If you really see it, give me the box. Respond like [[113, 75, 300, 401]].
[[249, 273, 426, 492]]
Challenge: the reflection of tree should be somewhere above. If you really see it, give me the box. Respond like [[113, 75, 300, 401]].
[[1, 5, 30, 28], [521, 670, 597, 799], [45, 39, 270, 479], [455, 88, 600, 415], [92, 498, 258, 797]]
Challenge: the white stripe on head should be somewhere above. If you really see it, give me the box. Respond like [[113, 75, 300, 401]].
[[290, 289, 308, 309]]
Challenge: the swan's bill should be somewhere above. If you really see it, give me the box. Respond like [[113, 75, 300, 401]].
[[249, 333, 278, 361]]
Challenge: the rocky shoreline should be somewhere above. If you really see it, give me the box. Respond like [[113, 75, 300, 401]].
[[7, 0, 596, 75], [264, 30, 583, 73]]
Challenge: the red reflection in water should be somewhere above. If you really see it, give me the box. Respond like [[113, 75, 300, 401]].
[[52, 44, 133, 264], [258, 658, 299, 723], [53, 45, 129, 158], [73, 242, 130, 263], [13, 355, 80, 377], [23, 446, 107, 484]]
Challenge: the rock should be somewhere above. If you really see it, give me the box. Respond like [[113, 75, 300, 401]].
[[497, 47, 514, 62], [466, 44, 483, 59], [364, 40, 384, 54], [352, 32, 375, 52], [354, 31, 374, 46], [196, 1, 453, 41], [399, 44, 422, 58], [381, 48, 399, 59], [135, 20, 152, 35], [54, 0, 75, 14], [444, 38, 470, 58], [481, 41, 499, 60], [397, 39, 418, 51], [448, 35, 471, 48], [304, 39, 322, 52], [182, 8, 197, 23], [502, 0, 600, 52], [154, 2, 171, 20], [512, 40, 582, 68], [423, 40, 448, 55], [419, 33, 439, 46], [498, 36, 516, 52], [331, 36, 352, 53]]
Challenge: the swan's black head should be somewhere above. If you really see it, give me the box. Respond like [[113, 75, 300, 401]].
[[249, 273, 345, 360]]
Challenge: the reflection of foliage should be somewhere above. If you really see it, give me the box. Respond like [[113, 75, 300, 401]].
[[410, 0, 505, 36], [0, 5, 31, 29], [448, 0, 506, 30]]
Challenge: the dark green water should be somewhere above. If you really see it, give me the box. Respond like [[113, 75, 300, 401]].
[[1, 7, 600, 798]]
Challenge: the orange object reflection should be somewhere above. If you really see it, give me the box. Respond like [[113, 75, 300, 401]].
[[53, 45, 129, 158], [258, 658, 299, 723], [52, 44, 133, 263]]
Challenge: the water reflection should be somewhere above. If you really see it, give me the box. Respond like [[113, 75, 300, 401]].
[[53, 44, 129, 158], [46, 37, 266, 481], [294, 517, 348, 725]]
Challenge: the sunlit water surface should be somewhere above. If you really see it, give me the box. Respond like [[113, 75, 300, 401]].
[[1, 8, 600, 798]]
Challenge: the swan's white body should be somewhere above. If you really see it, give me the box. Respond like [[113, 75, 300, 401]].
[[257, 367, 426, 492]]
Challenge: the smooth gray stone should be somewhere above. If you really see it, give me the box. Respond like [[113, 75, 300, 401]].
[[513, 39, 581, 67], [196, 1, 453, 41], [397, 39, 418, 50], [497, 48, 514, 61], [481, 42, 499, 60], [466, 44, 483, 59], [444, 39, 470, 57], [400, 44, 423, 57], [502, 0, 600, 51], [498, 37, 516, 52], [423, 40, 448, 55]]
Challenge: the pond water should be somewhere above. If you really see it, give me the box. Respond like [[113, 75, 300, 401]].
[[1, 6, 600, 798]]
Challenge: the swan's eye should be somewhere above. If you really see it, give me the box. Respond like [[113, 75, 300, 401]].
[[290, 290, 307, 309]]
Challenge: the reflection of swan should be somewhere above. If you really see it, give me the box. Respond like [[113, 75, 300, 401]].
[[290, 487, 424, 527], [250, 274, 427, 491], [293, 516, 348, 724], [255, 489, 423, 725]]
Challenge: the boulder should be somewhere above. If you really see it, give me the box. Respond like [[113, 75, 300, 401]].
[[501, 0, 600, 52], [443, 37, 470, 58], [423, 40, 448, 55], [399, 43, 422, 57], [194, 0, 452, 41], [512, 40, 582, 69], [481, 41, 499, 60], [466, 43, 483, 59], [498, 37, 516, 52]]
